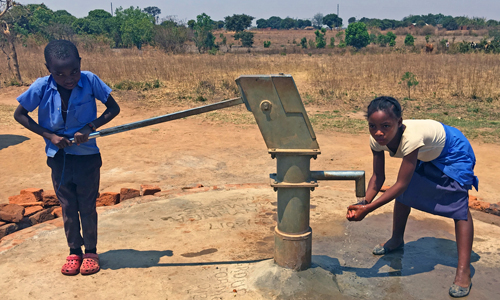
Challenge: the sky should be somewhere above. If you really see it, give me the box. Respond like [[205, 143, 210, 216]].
[[17, 0, 500, 25]]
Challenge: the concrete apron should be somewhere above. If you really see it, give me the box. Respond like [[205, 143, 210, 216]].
[[0, 186, 499, 300]]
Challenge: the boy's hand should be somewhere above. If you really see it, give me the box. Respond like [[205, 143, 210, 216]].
[[346, 204, 370, 221], [73, 126, 92, 145], [50, 134, 72, 149]]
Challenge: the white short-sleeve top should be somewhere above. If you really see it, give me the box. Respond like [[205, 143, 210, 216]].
[[370, 119, 446, 162]]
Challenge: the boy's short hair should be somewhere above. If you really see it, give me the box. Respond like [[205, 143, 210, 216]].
[[44, 40, 80, 65]]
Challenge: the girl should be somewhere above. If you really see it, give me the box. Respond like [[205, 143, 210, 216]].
[[346, 96, 477, 298]]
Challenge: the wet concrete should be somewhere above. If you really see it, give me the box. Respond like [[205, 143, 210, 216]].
[[1, 186, 499, 299]]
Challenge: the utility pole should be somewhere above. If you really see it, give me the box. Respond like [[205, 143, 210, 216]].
[[110, 2, 113, 16], [337, 4, 340, 30]]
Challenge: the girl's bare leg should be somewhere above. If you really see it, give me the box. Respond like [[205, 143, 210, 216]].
[[453, 209, 474, 287], [383, 201, 411, 249]]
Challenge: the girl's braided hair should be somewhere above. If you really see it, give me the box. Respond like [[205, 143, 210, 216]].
[[366, 96, 402, 119]]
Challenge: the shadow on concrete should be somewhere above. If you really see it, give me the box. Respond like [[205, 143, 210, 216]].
[[0, 134, 29, 150], [100, 249, 271, 270], [314, 237, 480, 278]]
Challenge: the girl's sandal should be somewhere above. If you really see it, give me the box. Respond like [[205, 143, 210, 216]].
[[61, 254, 82, 275], [80, 253, 100, 275]]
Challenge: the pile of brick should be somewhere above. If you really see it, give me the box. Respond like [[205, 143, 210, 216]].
[[468, 195, 500, 216], [0, 185, 161, 240]]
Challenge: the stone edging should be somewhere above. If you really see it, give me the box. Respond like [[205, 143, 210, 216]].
[[0, 183, 269, 253]]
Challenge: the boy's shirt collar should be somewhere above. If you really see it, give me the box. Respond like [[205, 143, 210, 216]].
[[47, 74, 84, 90]]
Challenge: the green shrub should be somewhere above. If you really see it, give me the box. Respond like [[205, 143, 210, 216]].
[[329, 37, 335, 47], [315, 30, 326, 48], [300, 37, 308, 49], [263, 40, 271, 48], [233, 31, 254, 47], [404, 34, 415, 46], [114, 79, 161, 91]]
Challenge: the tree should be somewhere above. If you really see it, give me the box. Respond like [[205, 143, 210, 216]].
[[234, 31, 254, 47], [345, 22, 370, 49], [154, 20, 189, 53], [442, 17, 458, 30], [256, 18, 268, 28], [143, 6, 161, 24], [399, 72, 419, 100], [312, 13, 323, 27], [323, 13, 343, 29], [192, 13, 216, 52], [404, 34, 414, 46], [115, 6, 154, 49], [73, 9, 113, 35], [214, 20, 224, 29], [224, 14, 254, 32], [267, 16, 282, 29], [297, 19, 311, 28], [348, 17, 356, 24], [0, 0, 22, 84], [280, 17, 296, 29]]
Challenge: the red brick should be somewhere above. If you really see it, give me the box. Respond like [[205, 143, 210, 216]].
[[0, 223, 19, 240], [96, 192, 120, 207], [52, 207, 63, 218], [468, 198, 490, 212], [154, 188, 184, 197], [486, 203, 500, 216], [8, 193, 38, 205], [29, 208, 55, 225], [23, 206, 44, 217], [17, 217, 33, 230], [140, 184, 161, 196], [20, 188, 43, 201], [120, 188, 140, 201], [42, 190, 60, 207], [19, 202, 44, 207], [0, 204, 25, 223], [181, 184, 204, 190]]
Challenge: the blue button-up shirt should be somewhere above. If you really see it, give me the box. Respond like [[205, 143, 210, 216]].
[[17, 71, 112, 157]]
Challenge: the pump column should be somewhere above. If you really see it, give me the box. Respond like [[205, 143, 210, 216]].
[[271, 151, 318, 271]]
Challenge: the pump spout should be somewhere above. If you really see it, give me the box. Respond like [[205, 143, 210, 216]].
[[310, 170, 365, 198]]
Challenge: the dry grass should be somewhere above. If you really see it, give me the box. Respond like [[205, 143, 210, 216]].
[[2, 41, 500, 142]]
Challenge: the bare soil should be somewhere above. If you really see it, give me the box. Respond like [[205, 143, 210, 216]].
[[1, 86, 498, 205]]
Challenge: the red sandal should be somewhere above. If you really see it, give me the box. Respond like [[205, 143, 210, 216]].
[[61, 254, 82, 276], [80, 253, 100, 275]]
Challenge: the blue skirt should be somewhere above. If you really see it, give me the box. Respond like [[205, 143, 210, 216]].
[[396, 162, 469, 220], [396, 124, 477, 221]]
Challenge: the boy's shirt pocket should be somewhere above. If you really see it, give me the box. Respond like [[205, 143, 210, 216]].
[[72, 98, 96, 125]]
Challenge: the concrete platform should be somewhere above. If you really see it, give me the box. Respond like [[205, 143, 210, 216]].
[[1, 185, 499, 300]]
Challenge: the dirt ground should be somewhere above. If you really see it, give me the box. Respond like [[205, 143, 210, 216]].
[[1, 86, 499, 206]]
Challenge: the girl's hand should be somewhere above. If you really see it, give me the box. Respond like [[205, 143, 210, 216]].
[[50, 134, 72, 149], [346, 204, 371, 221]]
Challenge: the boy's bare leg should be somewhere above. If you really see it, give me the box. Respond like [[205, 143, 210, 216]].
[[453, 209, 473, 288], [383, 201, 411, 249]]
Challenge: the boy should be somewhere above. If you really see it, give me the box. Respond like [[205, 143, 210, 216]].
[[14, 40, 120, 275]]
